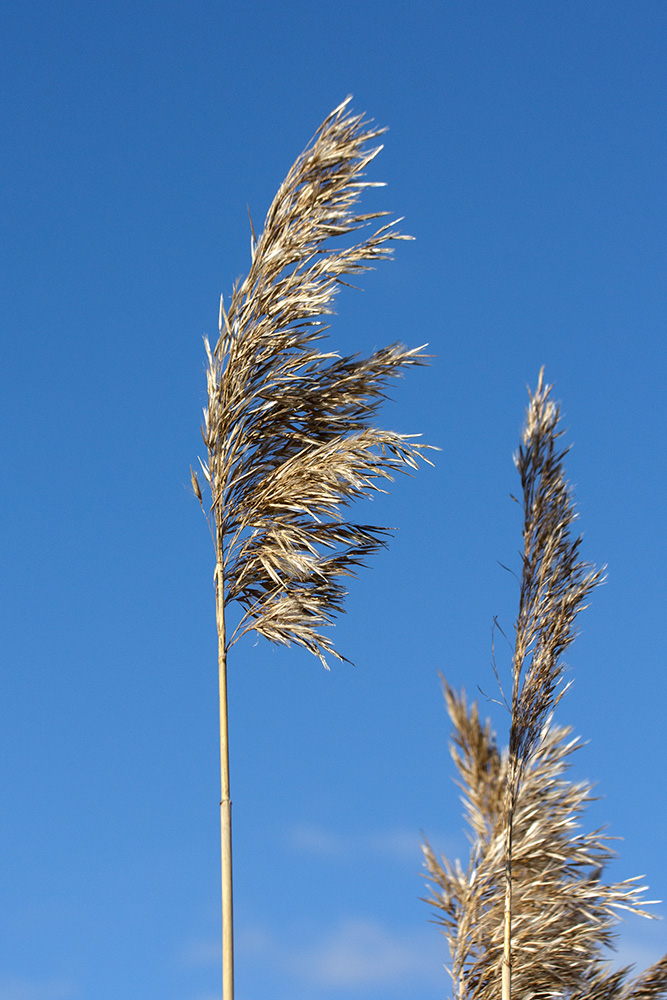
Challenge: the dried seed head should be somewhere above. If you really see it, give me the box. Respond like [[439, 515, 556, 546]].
[[195, 97, 431, 664], [190, 466, 203, 504]]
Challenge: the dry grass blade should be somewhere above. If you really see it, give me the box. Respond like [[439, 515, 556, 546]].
[[423, 680, 667, 1000], [198, 95, 430, 667], [568, 958, 667, 1000]]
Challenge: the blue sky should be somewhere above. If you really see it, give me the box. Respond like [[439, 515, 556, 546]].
[[1, 2, 666, 998]]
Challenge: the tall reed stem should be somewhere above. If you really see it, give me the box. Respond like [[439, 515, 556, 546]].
[[216, 561, 233, 1000], [194, 98, 429, 1000]]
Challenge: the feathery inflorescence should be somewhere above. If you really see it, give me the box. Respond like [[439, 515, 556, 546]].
[[422, 374, 667, 1000], [501, 372, 604, 1000], [509, 369, 602, 776], [193, 97, 429, 666], [423, 682, 667, 1000]]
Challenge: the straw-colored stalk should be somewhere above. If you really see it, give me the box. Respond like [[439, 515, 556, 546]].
[[192, 98, 429, 1000], [422, 374, 667, 1000]]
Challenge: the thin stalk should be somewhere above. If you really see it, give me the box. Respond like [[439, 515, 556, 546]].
[[216, 560, 233, 1000]]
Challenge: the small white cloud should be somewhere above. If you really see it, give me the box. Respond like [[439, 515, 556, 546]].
[[288, 824, 346, 857], [368, 828, 423, 863], [286, 823, 445, 865], [285, 917, 442, 989], [230, 916, 444, 992], [186, 992, 256, 1000], [236, 925, 275, 954], [181, 938, 222, 967], [0, 979, 75, 1000]]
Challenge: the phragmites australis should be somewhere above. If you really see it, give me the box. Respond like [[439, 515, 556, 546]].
[[192, 97, 430, 1000], [422, 375, 667, 1000]]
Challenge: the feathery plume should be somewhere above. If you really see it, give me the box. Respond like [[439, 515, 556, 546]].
[[195, 97, 430, 1000], [199, 95, 429, 667], [502, 371, 603, 1000], [422, 374, 666, 1000], [423, 681, 667, 1000]]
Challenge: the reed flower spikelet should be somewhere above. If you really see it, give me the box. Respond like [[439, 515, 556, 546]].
[[195, 96, 430, 667], [423, 681, 667, 1000], [423, 374, 666, 1000]]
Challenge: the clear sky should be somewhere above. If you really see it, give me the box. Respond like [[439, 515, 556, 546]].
[[1, 3, 666, 999]]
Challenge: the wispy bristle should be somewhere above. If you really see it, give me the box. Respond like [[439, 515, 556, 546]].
[[422, 376, 666, 1000], [197, 99, 430, 664], [423, 681, 667, 1000], [509, 371, 603, 770]]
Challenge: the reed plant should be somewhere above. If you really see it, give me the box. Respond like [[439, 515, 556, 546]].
[[192, 98, 429, 1000], [423, 373, 667, 1000]]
